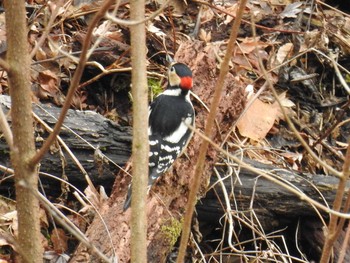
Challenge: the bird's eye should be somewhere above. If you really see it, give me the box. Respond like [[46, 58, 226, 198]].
[[170, 66, 175, 72]]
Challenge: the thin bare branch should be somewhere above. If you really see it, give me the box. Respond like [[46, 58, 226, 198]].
[[129, 0, 148, 262], [176, 0, 248, 262], [30, 0, 116, 167], [0, 105, 13, 149], [329, 52, 350, 94], [320, 142, 350, 262], [30, 0, 64, 59], [105, 0, 171, 26]]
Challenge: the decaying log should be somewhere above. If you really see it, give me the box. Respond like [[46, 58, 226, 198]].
[[196, 159, 350, 261], [1, 93, 348, 262], [70, 40, 247, 263], [0, 95, 132, 196], [197, 159, 349, 230]]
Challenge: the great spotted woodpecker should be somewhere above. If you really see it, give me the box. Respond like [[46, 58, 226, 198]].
[[123, 62, 195, 211]]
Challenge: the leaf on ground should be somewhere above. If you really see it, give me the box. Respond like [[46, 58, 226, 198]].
[[280, 2, 304, 18], [238, 37, 269, 54], [237, 98, 278, 141], [201, 5, 215, 24], [275, 43, 294, 65], [147, 23, 166, 37], [223, 3, 239, 24], [37, 70, 59, 99], [272, 91, 295, 121], [51, 228, 68, 254], [199, 29, 211, 43], [0, 211, 18, 236]]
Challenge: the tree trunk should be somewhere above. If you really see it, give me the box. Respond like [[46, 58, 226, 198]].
[[4, 1, 43, 262], [129, 1, 149, 263]]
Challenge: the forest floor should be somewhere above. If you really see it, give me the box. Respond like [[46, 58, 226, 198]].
[[0, 0, 350, 262]]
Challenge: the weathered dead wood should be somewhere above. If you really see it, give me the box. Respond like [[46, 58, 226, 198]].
[[70, 40, 247, 263], [0, 93, 348, 262], [0, 95, 132, 195], [197, 159, 349, 231]]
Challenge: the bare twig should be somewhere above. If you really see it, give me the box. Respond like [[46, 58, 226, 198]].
[[128, 1, 148, 263], [176, 0, 248, 262], [105, 0, 171, 26], [337, 223, 350, 263], [329, 52, 350, 94], [30, 0, 116, 167], [0, 105, 13, 149], [320, 142, 350, 263], [4, 0, 42, 260], [30, 0, 64, 59]]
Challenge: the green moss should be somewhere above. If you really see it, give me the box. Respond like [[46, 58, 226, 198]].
[[161, 218, 183, 247], [148, 78, 163, 98], [346, 74, 350, 84]]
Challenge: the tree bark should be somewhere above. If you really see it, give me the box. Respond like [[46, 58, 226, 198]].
[[2, 97, 344, 223], [0, 95, 131, 196], [4, 1, 43, 262], [197, 159, 350, 230], [1, 98, 348, 262], [129, 1, 149, 263]]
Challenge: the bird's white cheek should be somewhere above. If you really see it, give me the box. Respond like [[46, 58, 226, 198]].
[[168, 71, 181, 87]]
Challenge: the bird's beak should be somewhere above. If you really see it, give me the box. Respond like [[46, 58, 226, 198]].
[[166, 54, 175, 66]]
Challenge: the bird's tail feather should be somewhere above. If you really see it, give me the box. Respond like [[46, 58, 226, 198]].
[[123, 186, 132, 211], [123, 173, 157, 211]]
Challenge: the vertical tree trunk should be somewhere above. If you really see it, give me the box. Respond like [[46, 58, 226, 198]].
[[129, 1, 148, 262], [4, 1, 43, 262]]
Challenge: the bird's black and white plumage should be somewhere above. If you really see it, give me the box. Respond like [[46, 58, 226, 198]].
[[123, 62, 195, 211]]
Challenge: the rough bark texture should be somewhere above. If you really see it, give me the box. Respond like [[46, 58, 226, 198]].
[[197, 159, 350, 229], [4, 0, 43, 262], [129, 1, 149, 262], [0, 98, 348, 261], [0, 95, 132, 197]]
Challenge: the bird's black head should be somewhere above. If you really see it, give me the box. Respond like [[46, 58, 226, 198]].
[[168, 62, 193, 90]]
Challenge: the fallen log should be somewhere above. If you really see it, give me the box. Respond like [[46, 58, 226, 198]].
[[197, 159, 348, 230], [0, 95, 132, 196], [1, 94, 348, 262]]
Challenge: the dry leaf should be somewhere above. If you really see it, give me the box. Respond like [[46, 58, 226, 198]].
[[51, 228, 68, 254], [0, 211, 18, 236], [147, 23, 166, 37], [199, 29, 211, 43], [37, 70, 59, 99], [272, 91, 295, 121], [224, 4, 239, 24], [237, 98, 278, 141], [280, 2, 304, 18], [276, 43, 293, 64]]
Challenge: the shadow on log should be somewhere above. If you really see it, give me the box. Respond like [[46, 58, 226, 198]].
[[0, 95, 132, 197], [1, 94, 348, 262]]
